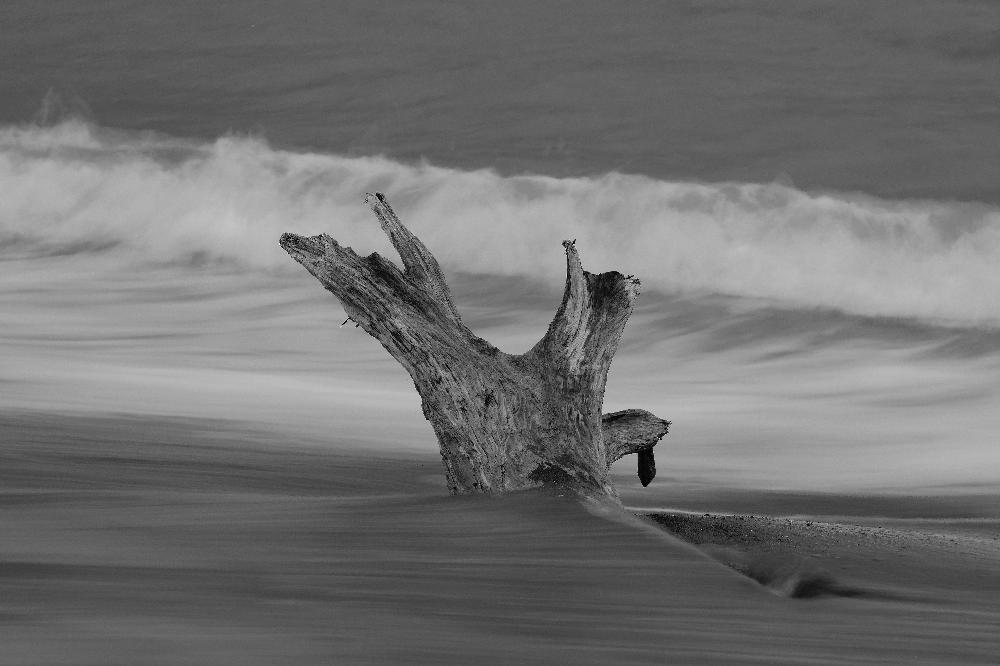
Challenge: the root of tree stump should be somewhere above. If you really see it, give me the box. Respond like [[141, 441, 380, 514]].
[[279, 193, 669, 499]]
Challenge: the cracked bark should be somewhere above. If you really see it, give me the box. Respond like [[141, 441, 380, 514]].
[[279, 193, 670, 498]]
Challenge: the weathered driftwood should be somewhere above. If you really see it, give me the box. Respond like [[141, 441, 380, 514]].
[[279, 193, 669, 498]]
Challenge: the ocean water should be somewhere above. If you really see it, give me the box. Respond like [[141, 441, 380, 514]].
[[4, 5, 1000, 663], [3, 1, 1000, 494]]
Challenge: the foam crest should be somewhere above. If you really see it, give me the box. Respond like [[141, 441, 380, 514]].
[[3, 122, 1000, 326]]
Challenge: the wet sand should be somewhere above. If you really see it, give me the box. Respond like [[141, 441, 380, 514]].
[[645, 511, 1000, 602], [2, 411, 999, 664]]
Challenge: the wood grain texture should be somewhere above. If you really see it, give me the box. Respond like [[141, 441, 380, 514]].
[[279, 193, 670, 498]]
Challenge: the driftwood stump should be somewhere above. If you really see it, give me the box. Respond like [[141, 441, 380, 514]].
[[280, 193, 669, 498]]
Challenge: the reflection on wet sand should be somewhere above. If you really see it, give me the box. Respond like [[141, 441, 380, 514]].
[[2, 413, 998, 664]]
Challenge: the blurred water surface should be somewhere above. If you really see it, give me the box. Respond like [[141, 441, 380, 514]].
[[3, 4, 1000, 660], [2, 413, 998, 664], [4, 1, 1000, 201]]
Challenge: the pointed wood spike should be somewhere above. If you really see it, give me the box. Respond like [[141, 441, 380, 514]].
[[364, 192, 461, 322]]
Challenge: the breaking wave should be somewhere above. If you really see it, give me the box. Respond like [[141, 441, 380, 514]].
[[4, 120, 1000, 326]]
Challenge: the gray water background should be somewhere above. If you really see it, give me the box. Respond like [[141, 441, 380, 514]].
[[4, 0, 1000, 201], [3, 6, 1000, 662], [3, 1, 1000, 490]]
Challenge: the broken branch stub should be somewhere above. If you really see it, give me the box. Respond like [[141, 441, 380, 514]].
[[279, 193, 670, 498]]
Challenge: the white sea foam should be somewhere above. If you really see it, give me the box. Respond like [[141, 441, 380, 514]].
[[4, 121, 1000, 326]]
